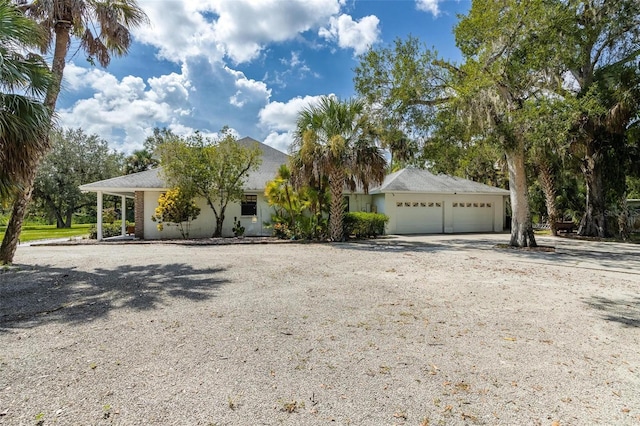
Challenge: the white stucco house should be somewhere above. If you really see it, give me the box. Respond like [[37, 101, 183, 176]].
[[80, 137, 509, 240]]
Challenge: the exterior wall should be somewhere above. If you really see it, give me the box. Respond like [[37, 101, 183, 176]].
[[345, 194, 373, 212], [134, 191, 145, 238], [372, 194, 386, 215], [382, 193, 506, 234], [143, 191, 273, 239]]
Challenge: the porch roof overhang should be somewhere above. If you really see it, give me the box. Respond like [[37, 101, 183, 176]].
[[79, 168, 168, 198]]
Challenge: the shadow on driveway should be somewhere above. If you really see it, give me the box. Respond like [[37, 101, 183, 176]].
[[584, 295, 640, 328], [0, 263, 228, 332], [338, 234, 639, 274]]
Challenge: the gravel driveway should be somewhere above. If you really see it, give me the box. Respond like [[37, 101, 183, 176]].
[[1, 234, 639, 425]]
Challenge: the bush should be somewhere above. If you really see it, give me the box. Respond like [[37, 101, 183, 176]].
[[88, 223, 128, 239], [343, 212, 389, 239]]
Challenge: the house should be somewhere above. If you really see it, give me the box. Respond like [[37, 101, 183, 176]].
[[79, 137, 289, 240], [80, 137, 510, 240]]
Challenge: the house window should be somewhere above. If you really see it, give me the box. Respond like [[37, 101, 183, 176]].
[[396, 201, 403, 207], [241, 194, 257, 216]]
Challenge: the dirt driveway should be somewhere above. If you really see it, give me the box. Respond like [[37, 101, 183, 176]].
[[1, 234, 639, 425]]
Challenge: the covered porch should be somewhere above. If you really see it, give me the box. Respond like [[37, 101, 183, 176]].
[[79, 168, 166, 241]]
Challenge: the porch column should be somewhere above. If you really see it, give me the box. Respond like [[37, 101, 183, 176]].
[[121, 195, 127, 236], [97, 191, 103, 241], [134, 191, 144, 239]]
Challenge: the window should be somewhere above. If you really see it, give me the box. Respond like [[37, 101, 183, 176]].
[[241, 194, 257, 216], [396, 201, 403, 207]]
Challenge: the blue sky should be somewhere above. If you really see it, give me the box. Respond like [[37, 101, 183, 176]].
[[55, 0, 471, 154]]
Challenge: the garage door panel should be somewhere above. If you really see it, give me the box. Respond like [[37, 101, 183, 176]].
[[395, 200, 443, 234], [452, 201, 494, 232]]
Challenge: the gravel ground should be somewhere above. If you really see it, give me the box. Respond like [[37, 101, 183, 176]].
[[0, 234, 639, 425]]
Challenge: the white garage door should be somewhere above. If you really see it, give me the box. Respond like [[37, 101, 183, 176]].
[[452, 201, 494, 232], [395, 200, 443, 234]]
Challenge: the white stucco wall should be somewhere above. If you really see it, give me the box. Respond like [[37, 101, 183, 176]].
[[345, 194, 373, 212], [143, 191, 273, 239]]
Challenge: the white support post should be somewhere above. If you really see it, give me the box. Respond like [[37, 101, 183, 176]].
[[97, 191, 103, 241], [121, 195, 127, 237]]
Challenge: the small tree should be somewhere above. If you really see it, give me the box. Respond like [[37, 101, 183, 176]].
[[150, 188, 200, 239], [158, 129, 262, 237]]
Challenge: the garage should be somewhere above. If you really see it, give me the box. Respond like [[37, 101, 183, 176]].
[[452, 201, 495, 232], [369, 167, 509, 235], [395, 200, 443, 234]]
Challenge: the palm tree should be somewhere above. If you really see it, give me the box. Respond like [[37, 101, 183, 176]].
[[124, 149, 157, 174], [0, 0, 148, 263], [0, 1, 53, 264], [292, 96, 387, 241], [0, 0, 52, 197]]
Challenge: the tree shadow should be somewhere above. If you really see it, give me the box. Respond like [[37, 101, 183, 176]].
[[584, 295, 640, 328], [0, 263, 228, 332], [335, 235, 512, 254], [334, 239, 453, 253]]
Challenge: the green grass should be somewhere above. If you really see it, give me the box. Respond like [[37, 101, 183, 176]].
[[0, 224, 92, 243]]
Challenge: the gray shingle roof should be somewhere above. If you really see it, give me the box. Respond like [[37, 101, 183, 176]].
[[370, 167, 509, 195], [79, 137, 289, 193]]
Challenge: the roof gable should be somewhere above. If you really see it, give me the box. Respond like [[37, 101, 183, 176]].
[[80, 137, 289, 193]]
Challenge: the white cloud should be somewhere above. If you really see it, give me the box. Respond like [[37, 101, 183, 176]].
[[416, 0, 442, 16], [210, 0, 343, 63], [258, 95, 329, 152], [135, 0, 345, 64], [58, 63, 192, 153], [134, 1, 224, 63], [225, 66, 271, 108], [264, 131, 295, 153], [319, 14, 380, 55], [258, 95, 325, 132]]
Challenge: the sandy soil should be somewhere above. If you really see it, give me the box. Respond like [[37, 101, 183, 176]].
[[1, 235, 639, 425]]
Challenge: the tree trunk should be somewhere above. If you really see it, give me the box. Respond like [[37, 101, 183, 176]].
[[328, 168, 346, 242], [0, 168, 37, 264], [617, 195, 630, 241], [64, 209, 73, 228], [55, 212, 65, 228], [0, 23, 70, 263], [538, 162, 559, 236], [214, 211, 225, 237], [506, 148, 537, 247], [577, 147, 606, 237]]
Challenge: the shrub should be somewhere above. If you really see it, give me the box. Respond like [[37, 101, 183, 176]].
[[150, 188, 201, 239], [88, 223, 126, 239], [343, 212, 389, 239]]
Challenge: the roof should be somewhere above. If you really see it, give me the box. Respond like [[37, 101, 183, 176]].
[[79, 137, 289, 194], [370, 167, 510, 195]]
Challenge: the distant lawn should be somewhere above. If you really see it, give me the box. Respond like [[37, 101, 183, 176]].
[[0, 224, 92, 243]]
